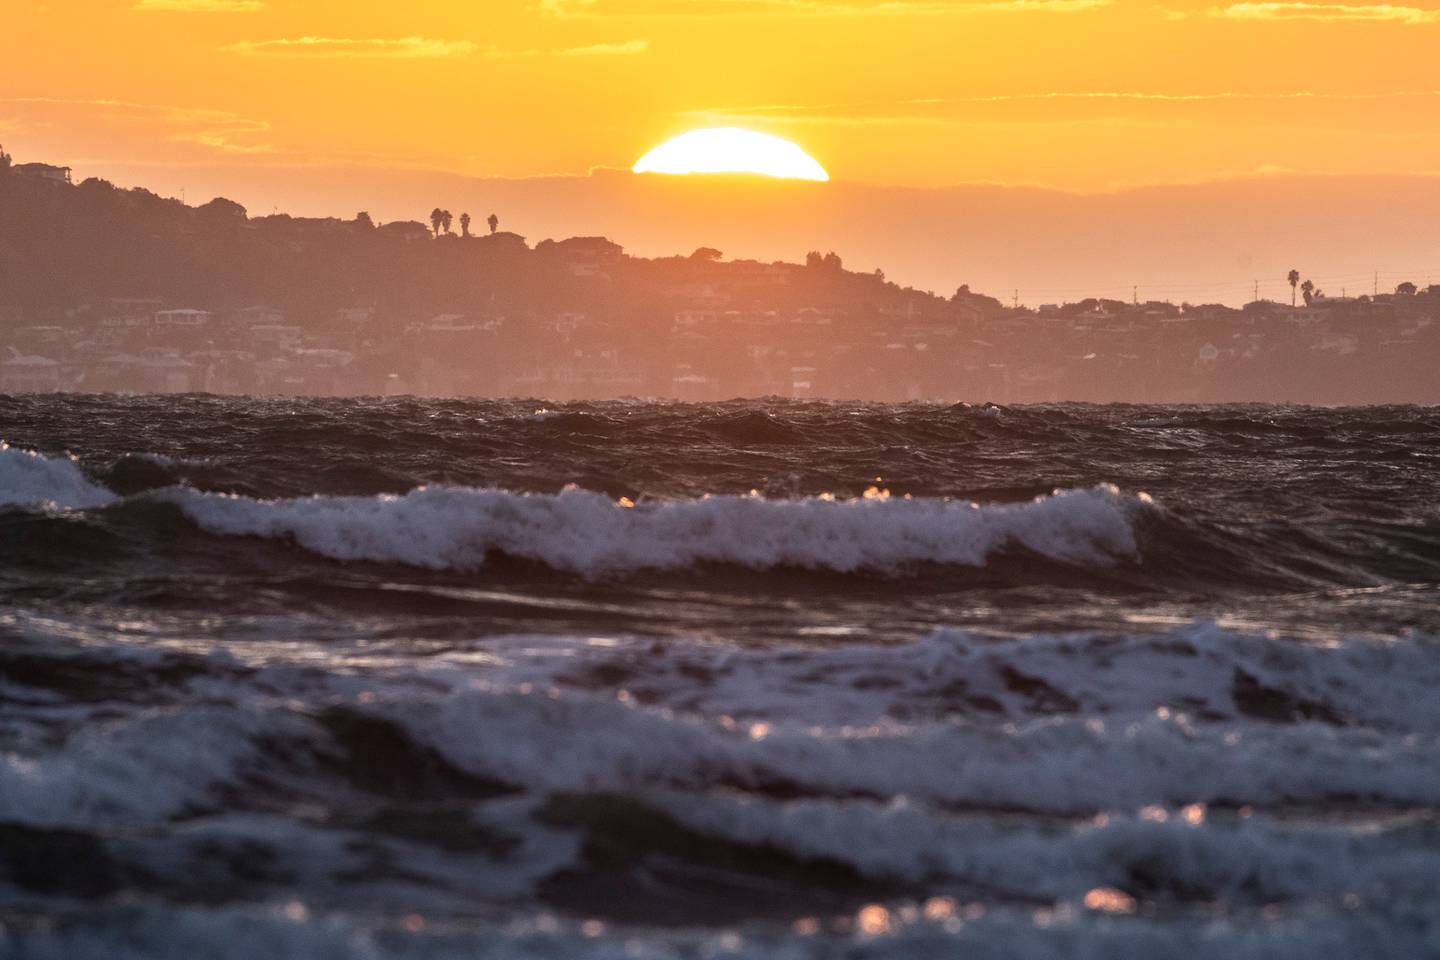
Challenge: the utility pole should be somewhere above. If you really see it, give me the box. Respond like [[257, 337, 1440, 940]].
[[1254, 280, 1259, 302], [1132, 285, 1138, 306], [1374, 272, 1378, 297], [1012, 289, 1019, 309]]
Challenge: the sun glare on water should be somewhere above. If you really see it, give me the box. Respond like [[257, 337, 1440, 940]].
[[633, 128, 830, 182]]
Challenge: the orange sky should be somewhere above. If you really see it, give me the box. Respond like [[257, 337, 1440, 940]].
[[4, 1, 1439, 303], [4, 0, 1440, 192]]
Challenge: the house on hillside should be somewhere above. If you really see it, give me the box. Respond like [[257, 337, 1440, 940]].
[[0, 353, 62, 393], [13, 163, 71, 184], [247, 324, 304, 353], [153, 309, 211, 329], [541, 237, 624, 278]]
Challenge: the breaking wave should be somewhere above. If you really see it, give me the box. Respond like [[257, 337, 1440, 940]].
[[157, 483, 1147, 575], [0, 442, 116, 510], [6, 619, 1439, 832], [0, 445, 1151, 575], [4, 398, 1440, 957]]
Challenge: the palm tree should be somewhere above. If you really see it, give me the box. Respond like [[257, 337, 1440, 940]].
[[430, 208, 444, 238], [1287, 269, 1300, 306], [487, 213, 499, 235], [441, 210, 454, 235], [1300, 279, 1316, 306], [459, 212, 471, 238]]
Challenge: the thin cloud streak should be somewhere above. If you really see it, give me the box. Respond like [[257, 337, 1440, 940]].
[[134, 0, 264, 9], [0, 96, 471, 171], [224, 37, 647, 59], [2, 96, 274, 155], [225, 37, 478, 58], [1210, 1, 1440, 21], [561, 39, 650, 54], [485, 39, 650, 56], [540, 0, 1108, 18], [690, 90, 1440, 131], [692, 89, 1440, 116]]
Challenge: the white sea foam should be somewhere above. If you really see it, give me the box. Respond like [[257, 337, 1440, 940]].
[[158, 483, 1145, 574], [6, 621, 1440, 831], [0, 705, 302, 828], [418, 621, 1440, 730], [659, 787, 1440, 903], [382, 675, 1440, 813], [0, 442, 116, 510], [3, 618, 1440, 955], [4, 900, 1435, 960]]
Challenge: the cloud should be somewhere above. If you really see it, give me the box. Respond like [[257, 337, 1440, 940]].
[[134, 0, 264, 9], [134, 0, 263, 9], [225, 37, 477, 58], [1, 97, 274, 155], [559, 39, 650, 54], [1209, 2, 1440, 21], [709, 89, 1440, 111], [688, 89, 1440, 126], [482, 39, 651, 57], [539, 0, 1108, 17], [223, 36, 646, 59]]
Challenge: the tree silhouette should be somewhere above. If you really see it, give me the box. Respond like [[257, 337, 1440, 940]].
[[459, 212, 472, 238], [1300, 279, 1316, 306], [1287, 269, 1300, 306], [430, 208, 444, 238], [690, 247, 722, 261], [806, 251, 823, 268], [1396, 281, 1418, 296], [441, 210, 454, 236], [487, 213, 499, 235], [355, 211, 375, 231]]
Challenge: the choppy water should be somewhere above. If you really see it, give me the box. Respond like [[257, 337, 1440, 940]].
[[2, 396, 1439, 959]]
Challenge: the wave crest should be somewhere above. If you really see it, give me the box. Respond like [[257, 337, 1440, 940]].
[[0, 443, 117, 511], [158, 483, 1146, 575]]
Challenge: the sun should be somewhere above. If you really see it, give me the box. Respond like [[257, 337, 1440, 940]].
[[633, 128, 830, 182]]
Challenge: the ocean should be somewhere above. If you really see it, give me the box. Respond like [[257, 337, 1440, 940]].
[[1, 395, 1438, 959]]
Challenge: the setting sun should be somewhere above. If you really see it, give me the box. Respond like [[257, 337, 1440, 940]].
[[633, 128, 829, 182]]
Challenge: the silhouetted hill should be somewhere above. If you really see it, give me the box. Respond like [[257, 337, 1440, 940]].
[[1, 157, 1438, 403], [0, 165, 942, 319]]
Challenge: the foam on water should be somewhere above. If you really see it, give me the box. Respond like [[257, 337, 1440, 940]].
[[658, 788, 1440, 902], [0, 705, 306, 828], [2, 613, 1438, 958], [157, 482, 1145, 574], [6, 620, 1439, 833], [4, 900, 1437, 960], [443, 622, 1440, 731], [0, 442, 116, 510], [377, 676, 1440, 814], [4, 399, 1439, 958]]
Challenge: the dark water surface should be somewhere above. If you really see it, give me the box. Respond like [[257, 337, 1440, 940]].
[[1, 396, 1438, 958]]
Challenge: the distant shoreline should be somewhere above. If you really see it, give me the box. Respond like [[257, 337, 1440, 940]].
[[3, 156, 1437, 404]]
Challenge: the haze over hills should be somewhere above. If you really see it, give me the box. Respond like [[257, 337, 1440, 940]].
[[3, 150, 1438, 404], [77, 159, 1440, 306]]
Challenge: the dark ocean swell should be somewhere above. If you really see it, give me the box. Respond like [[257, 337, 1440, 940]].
[[3, 397, 1440, 959]]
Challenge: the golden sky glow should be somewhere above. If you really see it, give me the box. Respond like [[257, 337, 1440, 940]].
[[3, 0, 1440, 196]]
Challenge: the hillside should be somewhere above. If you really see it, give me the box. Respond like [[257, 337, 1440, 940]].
[[1, 157, 1437, 403]]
